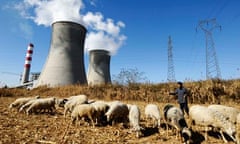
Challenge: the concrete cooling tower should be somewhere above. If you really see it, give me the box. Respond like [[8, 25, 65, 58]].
[[36, 21, 87, 87], [87, 50, 111, 85]]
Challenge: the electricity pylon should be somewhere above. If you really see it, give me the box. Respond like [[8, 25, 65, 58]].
[[167, 36, 176, 82], [197, 18, 222, 79]]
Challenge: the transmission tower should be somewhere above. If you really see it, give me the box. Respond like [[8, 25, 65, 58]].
[[197, 18, 222, 79], [167, 36, 176, 82]]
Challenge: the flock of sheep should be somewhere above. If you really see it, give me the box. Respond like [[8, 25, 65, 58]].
[[8, 94, 240, 144]]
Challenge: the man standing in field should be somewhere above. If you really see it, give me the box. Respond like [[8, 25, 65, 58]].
[[170, 81, 189, 116]]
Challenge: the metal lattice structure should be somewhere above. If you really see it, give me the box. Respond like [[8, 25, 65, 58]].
[[167, 36, 176, 82], [197, 18, 222, 79]]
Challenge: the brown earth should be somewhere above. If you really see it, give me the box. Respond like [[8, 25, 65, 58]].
[[0, 96, 237, 144]]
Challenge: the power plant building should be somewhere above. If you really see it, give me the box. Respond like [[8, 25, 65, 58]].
[[87, 49, 111, 85], [35, 21, 87, 87]]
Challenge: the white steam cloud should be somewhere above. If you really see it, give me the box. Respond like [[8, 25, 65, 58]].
[[14, 0, 126, 55], [83, 12, 126, 55], [15, 0, 84, 26]]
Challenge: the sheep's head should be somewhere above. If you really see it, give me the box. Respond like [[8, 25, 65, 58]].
[[56, 98, 68, 107], [224, 123, 236, 141], [182, 127, 192, 143]]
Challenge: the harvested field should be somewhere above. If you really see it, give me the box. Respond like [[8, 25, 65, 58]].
[[0, 96, 238, 144]]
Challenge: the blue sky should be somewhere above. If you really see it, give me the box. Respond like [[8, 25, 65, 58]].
[[0, 0, 240, 87]]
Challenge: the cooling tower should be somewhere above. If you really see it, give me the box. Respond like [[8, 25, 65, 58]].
[[87, 50, 111, 85], [21, 43, 34, 84], [36, 21, 87, 87]]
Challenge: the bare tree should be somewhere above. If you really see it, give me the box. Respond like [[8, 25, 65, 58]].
[[112, 68, 148, 85]]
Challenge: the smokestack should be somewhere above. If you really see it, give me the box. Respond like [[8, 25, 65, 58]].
[[21, 43, 34, 84], [87, 49, 111, 85], [36, 21, 87, 87]]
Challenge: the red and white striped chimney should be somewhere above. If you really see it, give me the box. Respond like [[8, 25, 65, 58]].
[[21, 43, 34, 84]]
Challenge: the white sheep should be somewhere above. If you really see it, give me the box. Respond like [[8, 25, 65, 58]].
[[105, 101, 129, 126], [189, 104, 236, 143], [106, 100, 122, 107], [208, 104, 240, 124], [26, 97, 56, 115], [71, 104, 96, 127], [208, 104, 238, 143], [67, 94, 88, 101], [19, 99, 38, 113], [90, 100, 109, 125], [144, 104, 161, 128], [189, 105, 215, 140], [9, 95, 40, 110], [20, 97, 67, 113], [163, 104, 191, 143], [209, 108, 236, 143], [128, 104, 144, 138], [64, 94, 88, 117]]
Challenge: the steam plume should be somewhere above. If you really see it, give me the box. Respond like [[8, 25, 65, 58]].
[[83, 12, 126, 55], [14, 0, 126, 55]]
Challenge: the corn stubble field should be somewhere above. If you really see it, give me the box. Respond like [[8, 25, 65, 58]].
[[1, 79, 240, 144]]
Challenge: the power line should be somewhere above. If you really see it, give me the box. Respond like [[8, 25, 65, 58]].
[[207, 0, 229, 19], [214, 0, 230, 19]]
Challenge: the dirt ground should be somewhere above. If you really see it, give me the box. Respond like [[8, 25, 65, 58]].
[[0, 96, 236, 144]]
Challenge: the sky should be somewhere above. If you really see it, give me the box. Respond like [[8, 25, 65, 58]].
[[0, 0, 240, 87]]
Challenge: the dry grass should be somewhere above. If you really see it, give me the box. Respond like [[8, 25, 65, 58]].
[[1, 79, 240, 143], [2, 79, 240, 104]]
